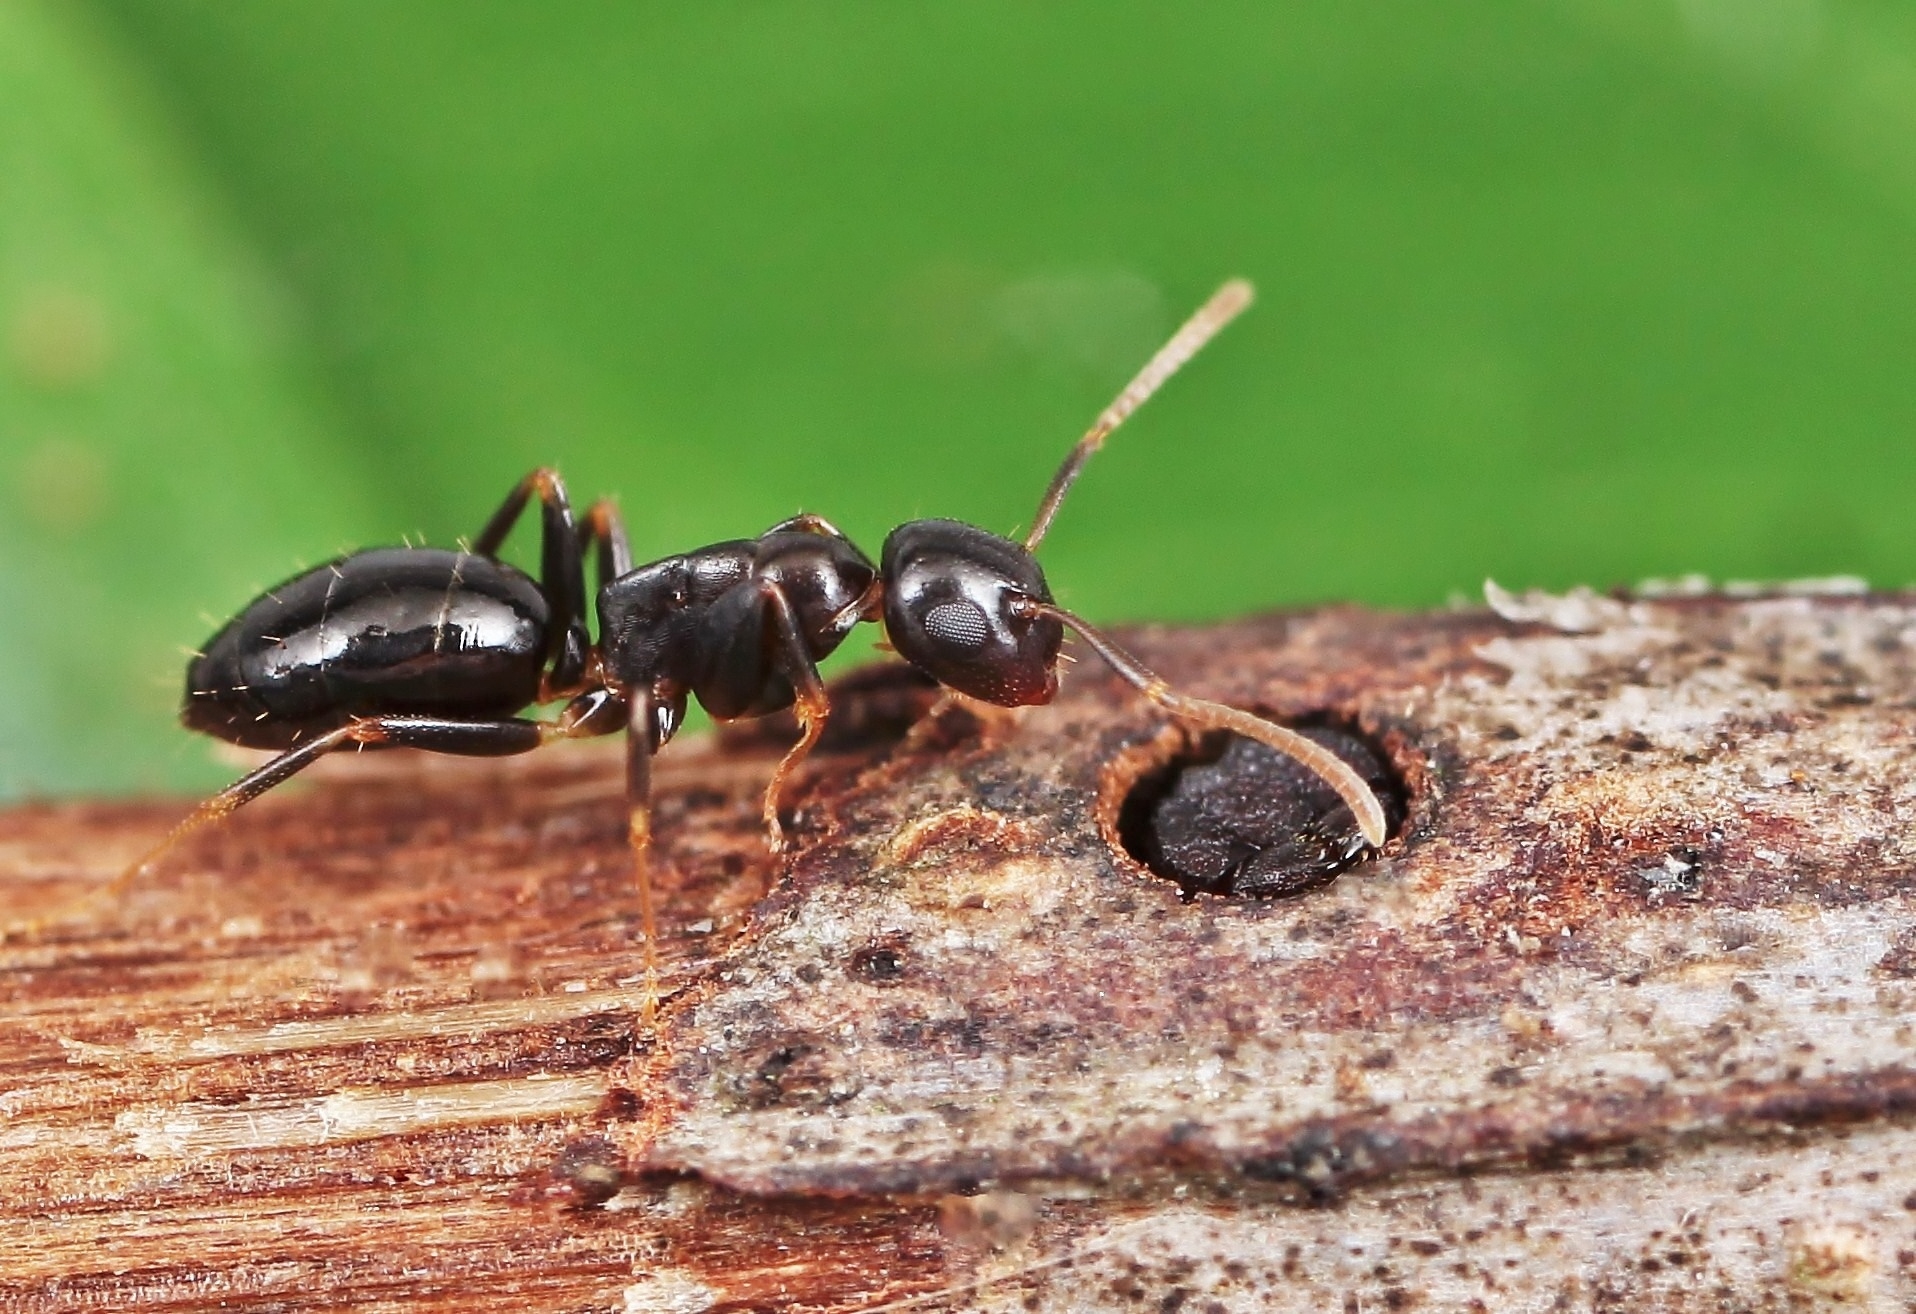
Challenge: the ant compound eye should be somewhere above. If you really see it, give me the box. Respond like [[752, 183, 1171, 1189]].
[[923, 599, 991, 652], [893, 582, 1061, 707]]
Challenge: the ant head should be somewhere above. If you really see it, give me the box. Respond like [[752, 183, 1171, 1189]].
[[880, 519, 1063, 706]]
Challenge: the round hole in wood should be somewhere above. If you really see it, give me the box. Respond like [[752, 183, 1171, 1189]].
[[1110, 717, 1407, 900]]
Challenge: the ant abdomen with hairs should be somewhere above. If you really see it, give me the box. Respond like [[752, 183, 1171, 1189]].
[[106, 279, 1387, 1018]]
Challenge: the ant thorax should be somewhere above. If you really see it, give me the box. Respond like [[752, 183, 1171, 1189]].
[[595, 526, 876, 721], [595, 543, 756, 694]]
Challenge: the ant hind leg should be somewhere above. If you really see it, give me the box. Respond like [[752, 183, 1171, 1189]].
[[16, 712, 585, 941], [7, 722, 386, 940]]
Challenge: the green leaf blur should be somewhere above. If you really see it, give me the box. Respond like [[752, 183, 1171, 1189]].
[[5, 0, 1916, 797]]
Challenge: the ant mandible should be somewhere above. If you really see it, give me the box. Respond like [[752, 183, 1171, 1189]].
[[124, 280, 1386, 1015]]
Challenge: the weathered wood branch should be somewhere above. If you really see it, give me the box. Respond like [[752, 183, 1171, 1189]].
[[3, 595, 1914, 1311]]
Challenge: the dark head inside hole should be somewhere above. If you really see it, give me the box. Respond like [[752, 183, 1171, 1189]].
[[1119, 723, 1406, 899]]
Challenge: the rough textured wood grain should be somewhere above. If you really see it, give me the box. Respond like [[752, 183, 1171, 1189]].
[[2, 595, 1914, 1311]]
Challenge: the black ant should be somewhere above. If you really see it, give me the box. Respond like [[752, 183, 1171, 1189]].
[[111, 280, 1386, 1015]]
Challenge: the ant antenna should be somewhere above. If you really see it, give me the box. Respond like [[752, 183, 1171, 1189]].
[[1013, 598, 1390, 848], [1024, 279, 1255, 552]]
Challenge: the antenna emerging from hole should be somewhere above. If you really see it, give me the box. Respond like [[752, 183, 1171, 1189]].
[[1013, 598, 1390, 849]]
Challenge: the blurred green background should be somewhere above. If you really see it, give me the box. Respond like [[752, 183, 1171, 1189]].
[[4, 0, 1915, 799]]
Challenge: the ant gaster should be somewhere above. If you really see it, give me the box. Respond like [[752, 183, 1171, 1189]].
[[123, 281, 1387, 1016]]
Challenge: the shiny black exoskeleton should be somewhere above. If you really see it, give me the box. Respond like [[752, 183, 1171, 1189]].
[[596, 514, 878, 743], [185, 547, 557, 751], [165, 472, 882, 869], [173, 468, 606, 808], [139, 280, 1387, 1016], [880, 518, 1063, 707]]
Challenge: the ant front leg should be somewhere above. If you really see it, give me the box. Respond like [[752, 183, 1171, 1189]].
[[755, 580, 833, 851], [471, 467, 591, 697]]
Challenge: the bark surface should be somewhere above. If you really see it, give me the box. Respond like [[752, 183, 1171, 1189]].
[[3, 594, 1913, 1311]]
